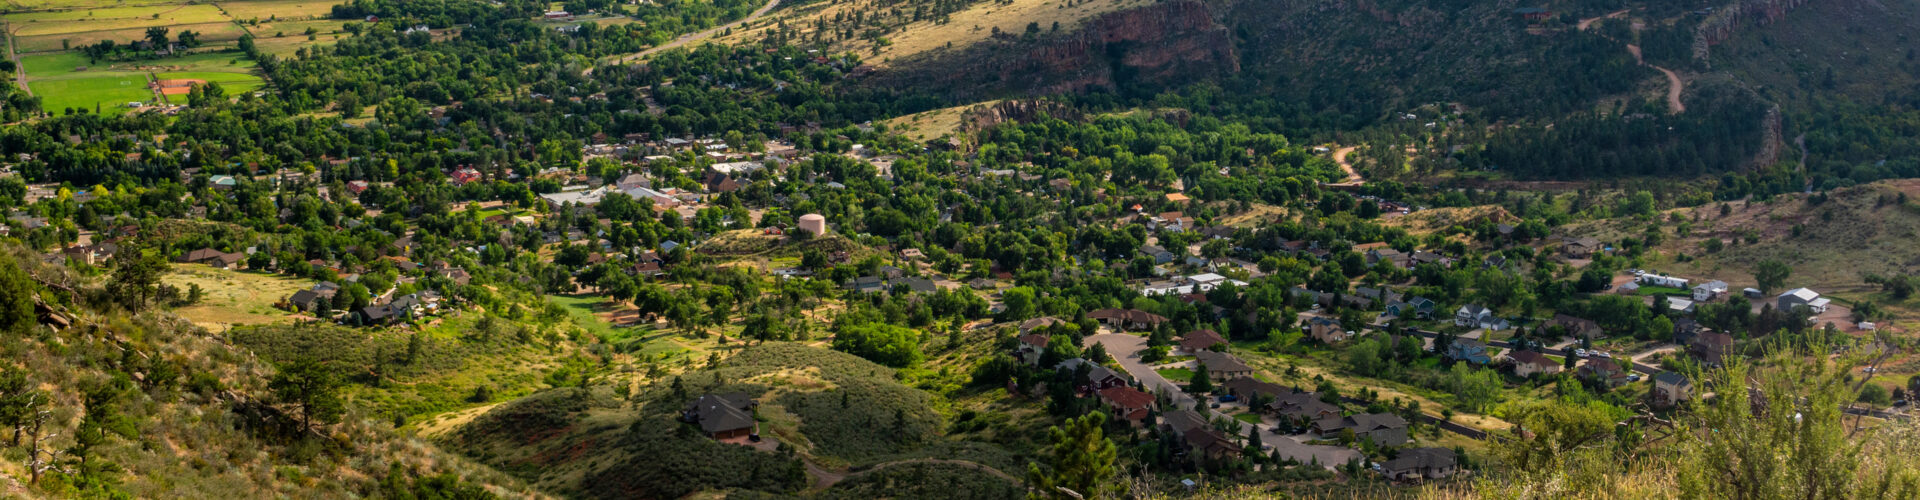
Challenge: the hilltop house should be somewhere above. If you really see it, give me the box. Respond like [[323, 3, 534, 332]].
[[1088, 308, 1169, 331], [1306, 316, 1348, 344], [1014, 334, 1050, 365], [1097, 386, 1155, 425], [1268, 390, 1341, 422], [1561, 237, 1602, 258], [681, 393, 757, 439]]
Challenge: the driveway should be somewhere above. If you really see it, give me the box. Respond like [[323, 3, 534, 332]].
[[1086, 333, 1362, 468]]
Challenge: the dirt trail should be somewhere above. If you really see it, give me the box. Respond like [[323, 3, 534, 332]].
[[1577, 9, 1629, 31], [4, 23, 25, 97], [1329, 146, 1363, 186], [1626, 43, 1685, 114], [595, 0, 781, 72]]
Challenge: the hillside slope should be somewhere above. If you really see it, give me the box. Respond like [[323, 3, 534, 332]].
[[0, 248, 534, 498]]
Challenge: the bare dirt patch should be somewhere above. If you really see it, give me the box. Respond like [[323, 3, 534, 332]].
[[156, 78, 206, 95]]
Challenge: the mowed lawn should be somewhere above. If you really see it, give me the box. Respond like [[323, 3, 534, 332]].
[[164, 263, 315, 330], [155, 70, 263, 102], [23, 52, 152, 112]]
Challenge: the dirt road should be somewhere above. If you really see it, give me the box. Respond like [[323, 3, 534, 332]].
[[598, 0, 782, 70], [1626, 44, 1685, 114], [1329, 146, 1363, 186], [5, 24, 27, 97], [1577, 9, 1628, 31]]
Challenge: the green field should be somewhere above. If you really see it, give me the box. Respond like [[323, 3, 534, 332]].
[[22, 52, 153, 113]]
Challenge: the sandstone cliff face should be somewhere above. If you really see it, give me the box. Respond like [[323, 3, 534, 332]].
[[878, 0, 1238, 98]]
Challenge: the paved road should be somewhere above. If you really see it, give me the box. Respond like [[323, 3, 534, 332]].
[[593, 0, 782, 73], [1086, 333, 1362, 468]]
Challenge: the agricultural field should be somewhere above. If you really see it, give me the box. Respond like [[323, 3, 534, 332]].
[[213, 0, 337, 21], [163, 262, 317, 330], [19, 51, 153, 112]]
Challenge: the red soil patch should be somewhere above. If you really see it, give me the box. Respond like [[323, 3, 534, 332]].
[[156, 79, 207, 95]]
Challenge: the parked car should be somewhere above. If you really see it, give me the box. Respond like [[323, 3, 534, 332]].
[[1574, 348, 1589, 358], [1627, 374, 1642, 382], [1219, 394, 1238, 403], [1595, 351, 1612, 359]]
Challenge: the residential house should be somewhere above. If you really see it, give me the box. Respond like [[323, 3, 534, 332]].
[[1508, 350, 1562, 378], [843, 276, 885, 293], [1652, 372, 1693, 407], [1777, 288, 1830, 313], [1446, 339, 1492, 365], [286, 289, 328, 313], [1562, 237, 1602, 258], [887, 276, 936, 294], [1087, 308, 1169, 331], [1672, 318, 1706, 345], [1221, 378, 1286, 402], [1689, 331, 1735, 366], [178, 248, 246, 269], [1177, 329, 1228, 354], [1454, 304, 1508, 330], [1056, 358, 1130, 393], [1181, 428, 1242, 462], [1312, 413, 1408, 446], [1160, 409, 1210, 436], [1014, 334, 1050, 365], [1097, 386, 1155, 425], [1381, 447, 1458, 481], [1577, 358, 1630, 388], [1268, 391, 1341, 422], [1306, 316, 1348, 344], [1691, 280, 1729, 302], [1139, 244, 1177, 264], [1545, 314, 1603, 340], [1019, 316, 1067, 334], [1386, 297, 1436, 319], [681, 393, 757, 439], [1194, 351, 1254, 380], [1366, 248, 1409, 269], [1637, 274, 1690, 289]]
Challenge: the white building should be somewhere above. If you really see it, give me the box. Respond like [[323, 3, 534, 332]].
[[1638, 274, 1690, 289]]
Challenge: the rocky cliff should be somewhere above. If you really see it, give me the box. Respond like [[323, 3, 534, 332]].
[[875, 0, 1238, 98]]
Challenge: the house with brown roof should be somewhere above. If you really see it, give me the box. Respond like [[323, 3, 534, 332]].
[[1562, 236, 1602, 258], [1176, 329, 1228, 354], [1545, 313, 1604, 340], [178, 248, 246, 269], [1019, 316, 1067, 333], [1577, 358, 1630, 388], [1508, 350, 1562, 378], [1689, 331, 1735, 366], [1194, 351, 1254, 380], [1182, 428, 1242, 462], [1097, 386, 1155, 425], [1087, 308, 1169, 331], [1015, 334, 1050, 365]]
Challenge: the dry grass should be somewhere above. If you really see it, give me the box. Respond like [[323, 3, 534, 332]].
[[881, 99, 998, 143], [164, 263, 315, 330], [717, 0, 1148, 66], [1381, 205, 1516, 235]]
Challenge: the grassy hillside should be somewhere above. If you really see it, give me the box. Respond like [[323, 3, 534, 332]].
[[441, 342, 1022, 498]]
